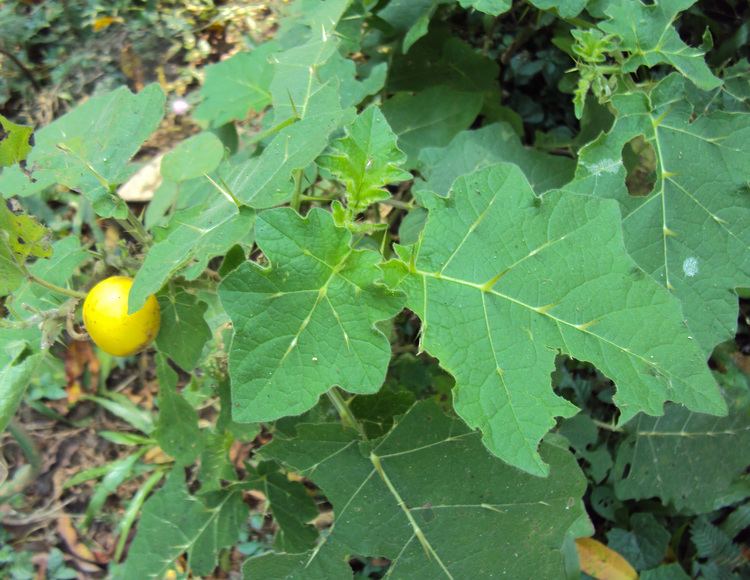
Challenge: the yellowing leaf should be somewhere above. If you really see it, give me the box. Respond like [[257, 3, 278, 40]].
[[92, 16, 122, 32], [576, 537, 637, 580]]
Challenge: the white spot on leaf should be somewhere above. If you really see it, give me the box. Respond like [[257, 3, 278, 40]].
[[682, 257, 699, 277]]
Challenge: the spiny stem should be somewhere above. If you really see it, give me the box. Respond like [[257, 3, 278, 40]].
[[290, 169, 304, 212], [26, 271, 86, 299], [326, 387, 366, 439], [122, 207, 151, 247]]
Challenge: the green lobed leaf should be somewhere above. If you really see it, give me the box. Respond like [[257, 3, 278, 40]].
[[155, 291, 212, 372], [160, 132, 224, 183], [118, 471, 247, 579], [417, 123, 575, 197], [0, 114, 33, 167], [317, 106, 412, 213], [129, 196, 255, 312], [0, 85, 165, 218], [612, 369, 750, 514], [598, 0, 721, 90], [568, 74, 750, 353], [219, 207, 404, 423], [0, 203, 52, 297], [248, 467, 319, 553], [245, 401, 587, 578], [193, 43, 277, 128], [0, 343, 42, 432], [382, 86, 483, 168], [606, 513, 671, 571], [378, 0, 449, 53], [223, 37, 354, 208], [152, 355, 203, 464], [388, 32, 500, 95], [388, 163, 725, 476]]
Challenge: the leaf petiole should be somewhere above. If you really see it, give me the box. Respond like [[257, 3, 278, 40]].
[[326, 387, 366, 439]]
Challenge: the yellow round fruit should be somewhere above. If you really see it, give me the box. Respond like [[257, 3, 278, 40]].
[[82, 276, 160, 357]]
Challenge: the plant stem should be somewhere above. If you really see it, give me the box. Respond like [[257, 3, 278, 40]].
[[123, 206, 151, 246], [592, 418, 623, 432], [380, 198, 413, 210], [326, 387, 366, 439], [26, 271, 87, 299], [248, 115, 299, 146], [290, 169, 303, 212], [301, 194, 336, 203], [114, 469, 166, 561]]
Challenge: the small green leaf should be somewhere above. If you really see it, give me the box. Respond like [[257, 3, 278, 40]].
[[606, 513, 671, 570], [160, 132, 224, 183], [382, 86, 483, 167], [248, 468, 319, 552], [153, 355, 203, 464], [456, 0, 512, 16], [219, 207, 404, 423], [193, 43, 276, 128], [529, 0, 588, 18], [129, 197, 255, 312], [318, 106, 411, 212], [0, 344, 41, 432], [156, 291, 211, 371], [0, 114, 33, 167]]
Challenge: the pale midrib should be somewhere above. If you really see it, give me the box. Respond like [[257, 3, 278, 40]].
[[416, 269, 669, 379]]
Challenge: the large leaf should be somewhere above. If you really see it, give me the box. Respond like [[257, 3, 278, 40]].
[[0, 85, 165, 218], [193, 43, 276, 128], [317, 106, 411, 212], [387, 163, 724, 476], [0, 114, 32, 167], [417, 123, 575, 197], [568, 75, 750, 353], [598, 0, 721, 90], [219, 207, 404, 423], [129, 196, 255, 311], [244, 401, 587, 578], [612, 365, 750, 514], [382, 86, 483, 167], [160, 132, 224, 183], [118, 472, 247, 578]]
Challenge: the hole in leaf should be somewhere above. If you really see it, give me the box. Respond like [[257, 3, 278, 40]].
[[622, 135, 657, 197]]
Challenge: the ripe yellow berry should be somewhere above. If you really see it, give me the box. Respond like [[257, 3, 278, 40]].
[[82, 276, 160, 357]]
